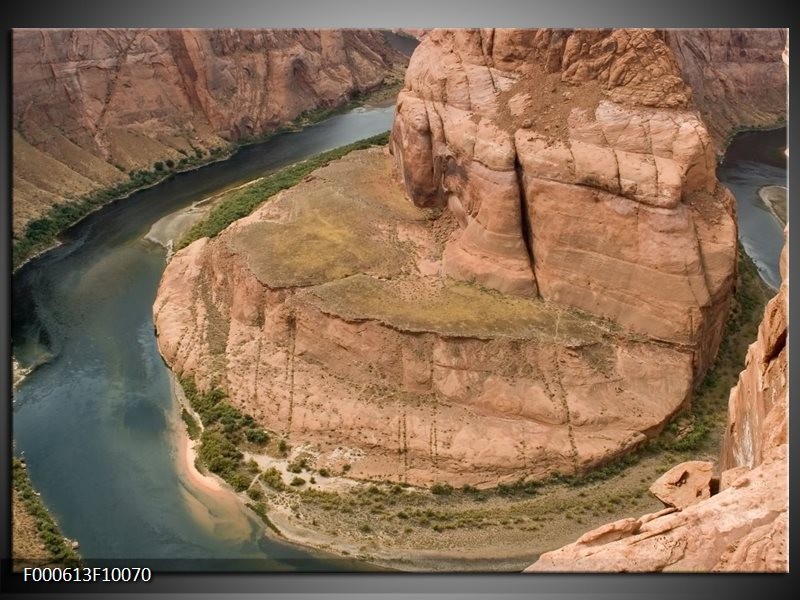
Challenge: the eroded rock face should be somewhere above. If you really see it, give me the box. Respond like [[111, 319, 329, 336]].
[[154, 148, 696, 487], [526, 232, 788, 572], [12, 29, 405, 235], [526, 445, 787, 572], [666, 29, 787, 152], [388, 28, 766, 379], [721, 231, 788, 471]]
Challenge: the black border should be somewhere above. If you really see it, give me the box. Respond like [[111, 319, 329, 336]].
[[1, 0, 795, 598]]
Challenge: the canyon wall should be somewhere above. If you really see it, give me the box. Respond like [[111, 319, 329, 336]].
[[666, 29, 787, 152], [527, 233, 788, 572], [12, 29, 406, 236], [154, 29, 786, 489]]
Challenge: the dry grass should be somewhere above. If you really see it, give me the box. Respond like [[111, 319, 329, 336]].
[[229, 148, 427, 288], [298, 274, 610, 342], [12, 491, 51, 564]]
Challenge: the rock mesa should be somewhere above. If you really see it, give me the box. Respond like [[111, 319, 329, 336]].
[[154, 29, 784, 490]]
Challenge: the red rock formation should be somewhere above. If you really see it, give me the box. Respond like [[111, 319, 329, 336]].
[[12, 29, 406, 235], [526, 233, 788, 572], [526, 446, 787, 572], [721, 231, 788, 470], [648, 460, 712, 510], [389, 29, 759, 380], [666, 29, 787, 152], [155, 148, 696, 487], [154, 29, 786, 492]]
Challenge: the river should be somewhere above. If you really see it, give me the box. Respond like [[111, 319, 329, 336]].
[[717, 127, 788, 289], [12, 104, 395, 571], [11, 121, 787, 571]]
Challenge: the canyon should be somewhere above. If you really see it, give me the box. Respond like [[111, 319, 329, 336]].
[[12, 28, 407, 236], [153, 28, 786, 493], [12, 27, 786, 571]]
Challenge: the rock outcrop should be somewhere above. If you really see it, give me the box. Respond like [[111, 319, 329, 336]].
[[12, 29, 406, 235], [389, 28, 753, 380], [154, 29, 786, 491], [526, 446, 787, 572], [154, 147, 696, 487], [526, 233, 788, 572], [648, 460, 713, 510], [721, 230, 788, 471]]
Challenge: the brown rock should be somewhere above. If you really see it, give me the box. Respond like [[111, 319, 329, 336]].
[[720, 229, 788, 471], [666, 29, 787, 153], [12, 29, 406, 235], [649, 460, 713, 509], [154, 148, 695, 487], [389, 28, 762, 381], [526, 445, 787, 572], [526, 229, 789, 572]]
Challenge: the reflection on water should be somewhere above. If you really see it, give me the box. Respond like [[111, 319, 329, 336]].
[[12, 105, 394, 570]]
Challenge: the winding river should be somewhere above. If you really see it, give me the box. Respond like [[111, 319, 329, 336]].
[[11, 121, 787, 570], [12, 105, 395, 570]]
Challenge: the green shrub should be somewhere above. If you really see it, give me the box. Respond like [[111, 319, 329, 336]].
[[290, 476, 306, 487], [245, 427, 269, 445], [431, 483, 453, 495], [247, 487, 264, 501], [261, 467, 287, 491], [12, 459, 81, 566], [178, 131, 390, 249], [181, 408, 201, 440], [318, 468, 330, 478]]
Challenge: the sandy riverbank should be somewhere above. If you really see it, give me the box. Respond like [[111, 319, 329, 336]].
[[759, 185, 787, 225], [167, 374, 539, 571], [169, 375, 257, 543], [145, 177, 266, 250]]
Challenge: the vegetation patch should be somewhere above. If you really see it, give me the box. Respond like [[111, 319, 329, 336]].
[[13, 148, 226, 269], [178, 132, 391, 250], [179, 378, 270, 491], [180, 408, 201, 441], [12, 458, 81, 566]]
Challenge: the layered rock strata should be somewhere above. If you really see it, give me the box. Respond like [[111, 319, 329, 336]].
[[155, 29, 785, 489], [389, 29, 763, 380], [154, 148, 695, 487], [666, 29, 787, 152], [12, 29, 406, 235], [526, 234, 788, 572]]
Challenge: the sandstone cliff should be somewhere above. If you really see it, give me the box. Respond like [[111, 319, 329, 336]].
[[666, 29, 787, 152], [156, 147, 699, 487], [154, 29, 785, 489], [527, 233, 788, 572], [389, 28, 750, 382], [12, 29, 406, 236]]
